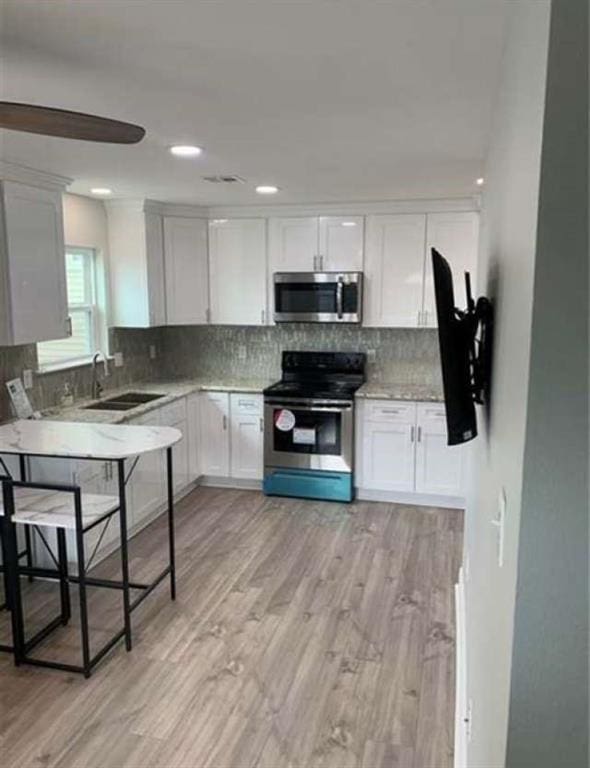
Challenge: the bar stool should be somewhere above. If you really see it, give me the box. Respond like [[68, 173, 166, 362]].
[[0, 477, 125, 677]]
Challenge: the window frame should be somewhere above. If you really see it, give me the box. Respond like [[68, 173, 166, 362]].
[[37, 246, 104, 371]]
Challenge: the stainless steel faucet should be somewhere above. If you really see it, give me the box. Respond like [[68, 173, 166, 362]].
[[91, 351, 109, 400]]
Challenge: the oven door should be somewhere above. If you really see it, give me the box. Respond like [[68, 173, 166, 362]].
[[264, 399, 354, 473], [273, 272, 362, 323]]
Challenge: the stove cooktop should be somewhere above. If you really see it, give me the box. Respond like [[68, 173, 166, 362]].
[[264, 351, 366, 402]]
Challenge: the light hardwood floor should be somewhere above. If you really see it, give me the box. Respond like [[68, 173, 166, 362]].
[[0, 487, 463, 768]]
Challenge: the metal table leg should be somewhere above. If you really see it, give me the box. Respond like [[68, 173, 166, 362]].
[[117, 459, 132, 651], [166, 447, 176, 601]]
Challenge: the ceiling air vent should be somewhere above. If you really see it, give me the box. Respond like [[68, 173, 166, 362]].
[[202, 175, 246, 184]]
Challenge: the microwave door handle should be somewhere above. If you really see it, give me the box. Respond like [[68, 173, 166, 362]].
[[336, 277, 344, 319]]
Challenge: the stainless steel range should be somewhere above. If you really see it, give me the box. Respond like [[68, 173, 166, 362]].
[[263, 351, 366, 502]]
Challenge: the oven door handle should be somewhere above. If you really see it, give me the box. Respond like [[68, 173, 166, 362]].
[[336, 276, 344, 319], [264, 397, 353, 411], [265, 401, 352, 413]]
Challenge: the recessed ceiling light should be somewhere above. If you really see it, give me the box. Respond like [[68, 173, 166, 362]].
[[476, 177, 485, 186], [341, 221, 357, 227], [170, 145, 203, 157], [256, 185, 279, 195], [90, 187, 112, 196]]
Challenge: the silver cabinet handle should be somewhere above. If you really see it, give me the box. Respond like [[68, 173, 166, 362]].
[[259, 417, 264, 432], [261, 309, 265, 324], [417, 310, 422, 327], [222, 415, 228, 430], [381, 408, 400, 414], [336, 276, 344, 319], [410, 426, 415, 442], [313, 255, 318, 270], [319, 255, 324, 271], [65, 317, 73, 336], [423, 310, 428, 325], [417, 426, 422, 442]]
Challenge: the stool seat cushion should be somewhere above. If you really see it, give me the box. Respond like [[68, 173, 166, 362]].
[[0, 487, 119, 530]]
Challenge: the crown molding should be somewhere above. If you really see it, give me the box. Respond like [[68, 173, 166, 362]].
[[0, 161, 73, 190], [206, 196, 480, 219]]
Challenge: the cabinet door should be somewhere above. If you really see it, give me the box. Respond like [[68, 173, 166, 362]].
[[268, 217, 318, 273], [158, 399, 189, 492], [415, 404, 465, 496], [1, 182, 68, 345], [423, 212, 479, 327], [187, 392, 201, 481], [145, 212, 167, 326], [360, 401, 416, 492], [164, 216, 209, 325], [128, 412, 166, 526], [364, 214, 426, 328], [230, 394, 263, 480], [199, 392, 230, 477], [319, 216, 364, 271], [209, 219, 267, 325]]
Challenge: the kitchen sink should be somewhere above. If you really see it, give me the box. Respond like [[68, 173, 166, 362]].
[[83, 391, 165, 411], [84, 401, 140, 411]]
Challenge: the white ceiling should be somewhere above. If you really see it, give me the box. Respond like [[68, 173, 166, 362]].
[[0, 0, 507, 205]]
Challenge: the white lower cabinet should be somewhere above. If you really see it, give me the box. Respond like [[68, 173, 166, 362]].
[[357, 399, 466, 504], [199, 392, 230, 477], [415, 403, 465, 496], [230, 394, 264, 480], [128, 412, 166, 528], [361, 402, 417, 492], [158, 399, 189, 493]]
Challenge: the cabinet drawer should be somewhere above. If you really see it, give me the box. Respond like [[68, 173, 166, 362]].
[[231, 393, 263, 416], [364, 401, 416, 423], [158, 398, 187, 426], [417, 403, 446, 423]]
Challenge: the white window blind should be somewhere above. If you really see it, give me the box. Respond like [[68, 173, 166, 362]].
[[37, 248, 98, 367]]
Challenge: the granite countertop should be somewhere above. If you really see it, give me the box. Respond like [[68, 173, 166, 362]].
[[41, 377, 274, 425], [355, 382, 444, 403], [0, 418, 181, 459]]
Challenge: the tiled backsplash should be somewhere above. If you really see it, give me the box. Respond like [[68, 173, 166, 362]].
[[161, 325, 442, 387], [0, 324, 441, 422], [0, 328, 164, 422]]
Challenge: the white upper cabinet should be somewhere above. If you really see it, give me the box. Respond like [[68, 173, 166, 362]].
[[268, 216, 318, 272], [423, 212, 479, 327], [363, 214, 426, 328], [319, 216, 364, 272], [107, 202, 166, 328], [164, 216, 209, 325], [209, 218, 267, 325], [269, 215, 364, 275], [0, 181, 68, 345]]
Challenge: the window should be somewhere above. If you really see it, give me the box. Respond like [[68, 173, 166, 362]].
[[37, 248, 100, 368]]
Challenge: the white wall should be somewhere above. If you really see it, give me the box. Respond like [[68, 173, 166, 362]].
[[465, 1, 589, 765], [463, 3, 551, 765]]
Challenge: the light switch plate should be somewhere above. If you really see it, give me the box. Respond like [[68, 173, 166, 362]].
[[114, 352, 124, 368], [22, 369, 33, 390], [492, 488, 506, 567]]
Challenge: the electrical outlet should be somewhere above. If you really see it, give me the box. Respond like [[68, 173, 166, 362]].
[[367, 349, 376, 362], [491, 488, 506, 567], [22, 369, 33, 390], [113, 352, 124, 368], [149, 345, 157, 360], [238, 345, 247, 361]]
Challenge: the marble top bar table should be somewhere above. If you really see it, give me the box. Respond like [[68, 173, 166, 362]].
[[0, 419, 181, 677]]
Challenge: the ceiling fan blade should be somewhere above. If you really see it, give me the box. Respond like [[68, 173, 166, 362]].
[[0, 102, 146, 144]]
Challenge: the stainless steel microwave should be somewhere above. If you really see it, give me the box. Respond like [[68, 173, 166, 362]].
[[273, 272, 363, 323]]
